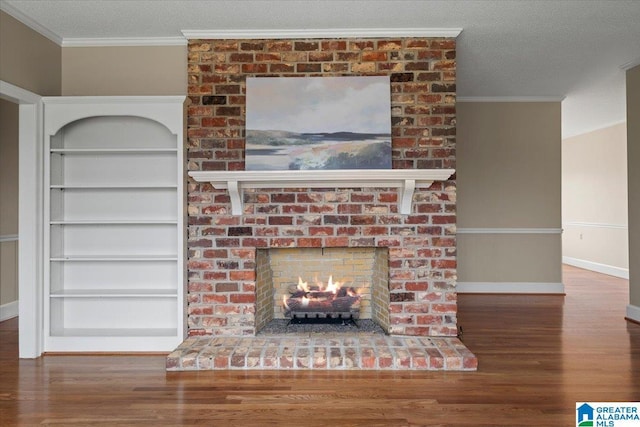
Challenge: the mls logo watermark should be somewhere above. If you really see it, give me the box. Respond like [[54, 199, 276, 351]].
[[577, 402, 640, 426]]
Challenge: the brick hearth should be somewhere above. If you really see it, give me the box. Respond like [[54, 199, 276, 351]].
[[167, 334, 477, 371]]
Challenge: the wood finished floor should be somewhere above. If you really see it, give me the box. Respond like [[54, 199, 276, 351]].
[[1, 265, 639, 426]]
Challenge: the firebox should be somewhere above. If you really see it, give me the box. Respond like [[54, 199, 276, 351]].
[[255, 247, 390, 332]]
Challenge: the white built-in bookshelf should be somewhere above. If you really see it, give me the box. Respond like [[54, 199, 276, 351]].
[[43, 97, 185, 352]]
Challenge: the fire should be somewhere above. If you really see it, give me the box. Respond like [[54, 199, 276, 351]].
[[282, 274, 362, 319], [325, 275, 340, 293], [297, 277, 310, 292], [296, 275, 343, 294], [282, 291, 311, 310], [289, 275, 363, 297]]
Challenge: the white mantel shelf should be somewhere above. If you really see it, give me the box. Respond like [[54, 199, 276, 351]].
[[188, 169, 455, 215]]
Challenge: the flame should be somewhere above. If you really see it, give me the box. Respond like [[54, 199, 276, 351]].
[[297, 277, 309, 292], [325, 275, 340, 293], [282, 274, 365, 317]]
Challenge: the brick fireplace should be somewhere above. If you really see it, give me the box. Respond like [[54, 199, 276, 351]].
[[167, 35, 477, 370]]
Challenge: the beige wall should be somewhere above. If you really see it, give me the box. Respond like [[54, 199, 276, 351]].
[[0, 99, 19, 306], [457, 234, 562, 283], [0, 100, 18, 235], [62, 46, 187, 95], [457, 102, 563, 290], [0, 11, 61, 95], [562, 123, 628, 274], [628, 65, 640, 308], [1, 10, 185, 97]]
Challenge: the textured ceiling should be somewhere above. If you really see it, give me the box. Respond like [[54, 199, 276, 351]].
[[2, 0, 640, 138]]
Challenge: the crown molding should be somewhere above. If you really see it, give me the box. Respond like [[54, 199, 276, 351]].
[[1, 2, 186, 47], [0, 1, 63, 45], [621, 57, 640, 71], [457, 96, 565, 103], [181, 28, 462, 40], [61, 37, 188, 47]]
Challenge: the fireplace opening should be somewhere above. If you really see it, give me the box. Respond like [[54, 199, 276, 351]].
[[283, 275, 361, 325], [255, 247, 390, 334]]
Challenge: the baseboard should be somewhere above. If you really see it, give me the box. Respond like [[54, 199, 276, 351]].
[[562, 256, 629, 279], [0, 300, 18, 322], [627, 304, 640, 323], [456, 282, 565, 294], [626, 304, 640, 323]]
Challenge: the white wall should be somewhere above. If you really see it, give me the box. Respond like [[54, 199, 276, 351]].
[[562, 122, 629, 278]]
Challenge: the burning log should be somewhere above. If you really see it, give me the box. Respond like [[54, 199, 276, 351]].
[[283, 276, 362, 319], [284, 295, 361, 314], [289, 290, 336, 299], [285, 298, 331, 313], [331, 295, 361, 313], [283, 280, 360, 318]]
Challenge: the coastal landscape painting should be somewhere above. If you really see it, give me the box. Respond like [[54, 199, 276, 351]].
[[245, 76, 392, 171]]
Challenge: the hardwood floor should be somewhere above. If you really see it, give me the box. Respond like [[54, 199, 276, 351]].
[[1, 265, 639, 426]]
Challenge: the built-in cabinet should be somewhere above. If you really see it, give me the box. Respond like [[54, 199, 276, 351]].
[[43, 97, 185, 352]]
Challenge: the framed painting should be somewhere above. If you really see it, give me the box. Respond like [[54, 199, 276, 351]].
[[245, 76, 392, 171]]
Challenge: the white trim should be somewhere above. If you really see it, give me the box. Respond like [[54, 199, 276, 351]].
[[41, 95, 186, 105], [0, 81, 42, 104], [0, 4, 185, 47], [189, 169, 455, 215], [627, 304, 640, 323], [457, 228, 562, 234], [621, 58, 640, 71], [18, 97, 44, 359], [0, 1, 63, 45], [43, 336, 183, 353], [42, 96, 186, 136], [562, 221, 627, 230], [456, 282, 565, 294], [0, 234, 18, 243], [562, 257, 629, 279], [457, 96, 565, 103], [0, 301, 19, 322], [1, 80, 44, 358], [181, 28, 462, 40], [61, 37, 188, 47], [0, 6, 463, 46]]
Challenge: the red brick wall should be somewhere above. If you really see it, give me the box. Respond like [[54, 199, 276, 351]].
[[186, 37, 457, 337]]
